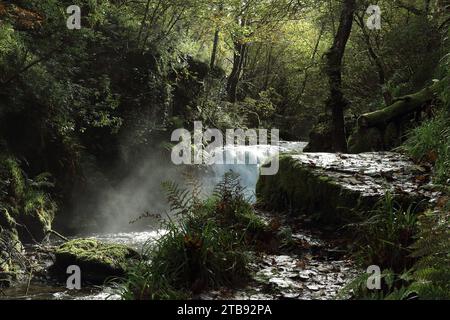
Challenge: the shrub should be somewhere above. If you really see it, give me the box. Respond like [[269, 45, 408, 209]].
[[343, 198, 450, 300], [403, 110, 450, 184], [406, 209, 450, 300], [348, 193, 419, 272], [119, 172, 267, 299]]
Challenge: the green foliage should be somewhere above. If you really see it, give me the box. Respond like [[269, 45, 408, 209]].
[[119, 173, 268, 300], [348, 193, 418, 272], [0, 154, 56, 230], [340, 268, 414, 300], [407, 209, 450, 300], [344, 206, 450, 300], [403, 109, 450, 184], [212, 172, 269, 235]]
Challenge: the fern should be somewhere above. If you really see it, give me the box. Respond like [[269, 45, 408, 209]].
[[407, 209, 450, 299], [161, 172, 203, 216]]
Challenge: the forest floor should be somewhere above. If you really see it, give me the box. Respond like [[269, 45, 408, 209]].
[[199, 211, 358, 300]]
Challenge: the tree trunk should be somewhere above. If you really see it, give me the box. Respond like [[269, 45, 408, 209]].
[[325, 0, 356, 153], [210, 28, 220, 70], [227, 16, 247, 103], [227, 41, 246, 102], [263, 46, 273, 91], [356, 14, 392, 105]]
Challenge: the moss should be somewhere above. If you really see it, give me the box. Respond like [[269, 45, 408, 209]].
[[348, 127, 383, 153], [23, 189, 56, 231], [0, 208, 15, 229], [304, 120, 333, 152], [257, 154, 371, 227], [2, 156, 26, 202], [1, 153, 57, 242], [0, 226, 23, 287], [51, 239, 140, 284]]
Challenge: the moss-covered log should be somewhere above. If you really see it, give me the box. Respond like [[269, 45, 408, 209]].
[[358, 80, 442, 128]]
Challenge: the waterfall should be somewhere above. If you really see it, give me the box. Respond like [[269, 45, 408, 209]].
[[203, 141, 308, 201]]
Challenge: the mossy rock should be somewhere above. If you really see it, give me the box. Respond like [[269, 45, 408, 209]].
[[304, 118, 333, 152], [257, 152, 436, 227], [257, 155, 362, 226], [0, 208, 16, 230], [348, 127, 383, 153], [1, 154, 56, 242], [50, 239, 140, 284]]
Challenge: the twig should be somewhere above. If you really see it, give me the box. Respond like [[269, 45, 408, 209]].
[[46, 229, 69, 242], [25, 268, 33, 296]]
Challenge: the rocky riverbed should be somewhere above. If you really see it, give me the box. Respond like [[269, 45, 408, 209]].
[[0, 212, 359, 300], [200, 212, 358, 300]]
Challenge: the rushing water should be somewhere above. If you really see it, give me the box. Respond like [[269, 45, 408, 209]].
[[204, 141, 308, 200], [2, 142, 333, 300]]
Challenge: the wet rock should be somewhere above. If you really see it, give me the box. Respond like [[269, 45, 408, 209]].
[[50, 239, 140, 284], [281, 292, 300, 299], [307, 284, 320, 291], [257, 152, 438, 226]]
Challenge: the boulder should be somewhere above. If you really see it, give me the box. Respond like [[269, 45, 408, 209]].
[[50, 239, 140, 284], [304, 118, 333, 152], [257, 152, 438, 226], [348, 127, 383, 153]]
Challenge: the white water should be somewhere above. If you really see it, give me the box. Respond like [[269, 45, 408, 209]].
[[79, 141, 308, 243], [203, 141, 308, 201]]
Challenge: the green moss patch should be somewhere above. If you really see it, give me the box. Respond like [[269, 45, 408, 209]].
[[51, 239, 140, 284]]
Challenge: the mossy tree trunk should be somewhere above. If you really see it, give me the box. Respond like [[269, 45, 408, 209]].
[[210, 28, 220, 70], [227, 41, 247, 103]]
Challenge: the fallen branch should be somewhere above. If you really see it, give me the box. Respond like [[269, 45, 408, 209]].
[[357, 79, 443, 128], [46, 229, 68, 242]]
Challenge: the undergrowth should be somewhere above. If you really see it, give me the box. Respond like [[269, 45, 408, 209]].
[[0, 154, 57, 234], [343, 194, 450, 300], [119, 172, 269, 300], [347, 193, 419, 273], [403, 109, 450, 185], [345, 69, 450, 299]]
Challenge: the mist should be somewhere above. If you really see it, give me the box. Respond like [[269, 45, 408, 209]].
[[68, 141, 307, 234]]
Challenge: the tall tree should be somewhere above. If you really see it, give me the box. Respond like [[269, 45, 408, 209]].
[[325, 0, 356, 152], [226, 16, 247, 103]]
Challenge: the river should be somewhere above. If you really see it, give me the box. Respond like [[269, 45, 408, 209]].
[[0, 142, 358, 300]]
